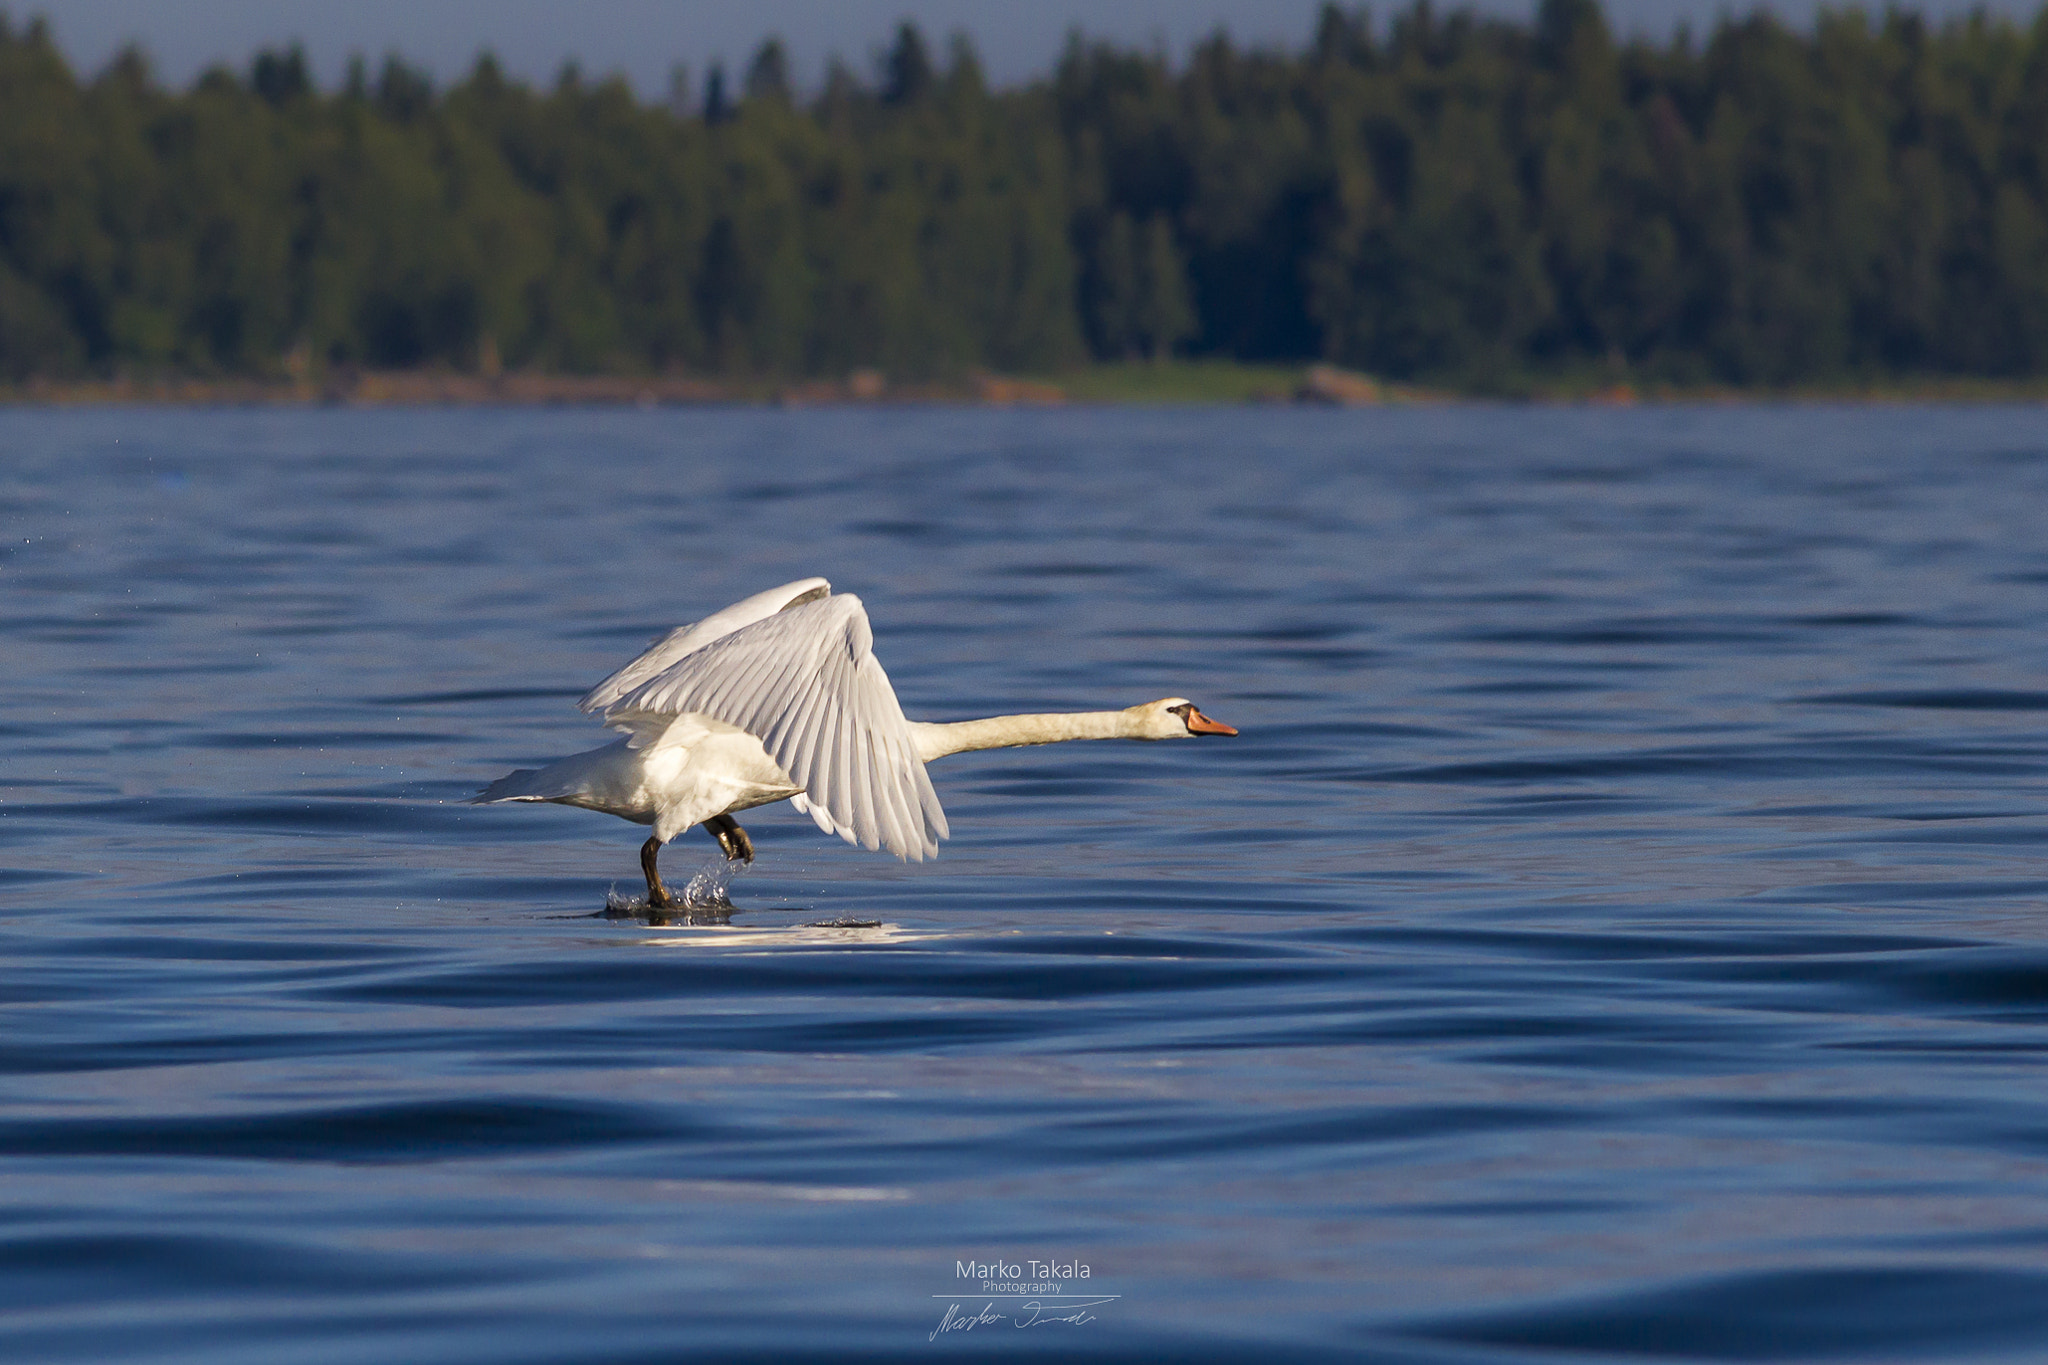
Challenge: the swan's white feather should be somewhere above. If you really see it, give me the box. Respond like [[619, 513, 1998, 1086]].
[[601, 593, 945, 860], [577, 576, 830, 715]]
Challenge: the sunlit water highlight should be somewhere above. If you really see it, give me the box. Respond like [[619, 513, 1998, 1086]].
[[5, 403, 2048, 1361]]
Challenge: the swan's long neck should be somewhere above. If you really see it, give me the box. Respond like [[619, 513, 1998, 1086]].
[[908, 711, 1138, 763]]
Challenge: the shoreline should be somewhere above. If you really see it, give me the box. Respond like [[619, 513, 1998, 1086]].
[[4, 364, 2046, 408]]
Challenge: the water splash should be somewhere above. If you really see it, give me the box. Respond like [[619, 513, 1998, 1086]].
[[602, 854, 746, 915], [680, 854, 746, 908]]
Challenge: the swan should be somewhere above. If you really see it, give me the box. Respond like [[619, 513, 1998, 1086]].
[[472, 577, 1236, 906]]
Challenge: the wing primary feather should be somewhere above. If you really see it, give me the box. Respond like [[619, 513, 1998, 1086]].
[[882, 681, 922, 857], [805, 641, 850, 835], [755, 657, 814, 766], [831, 704, 861, 849], [834, 642, 881, 852], [809, 703, 847, 846], [773, 668, 830, 792], [773, 661, 822, 754], [796, 705, 839, 837], [848, 717, 880, 852], [806, 659, 851, 806], [917, 760, 949, 847], [877, 728, 912, 859], [804, 792, 838, 838], [876, 694, 919, 858], [829, 706, 861, 848], [907, 740, 938, 856], [844, 648, 894, 854], [798, 654, 839, 826], [863, 653, 933, 857], [887, 738, 919, 860]]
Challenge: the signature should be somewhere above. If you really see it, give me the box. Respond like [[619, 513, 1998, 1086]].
[[930, 1298, 1111, 1341]]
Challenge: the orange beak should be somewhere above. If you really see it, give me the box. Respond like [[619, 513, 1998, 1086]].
[[1186, 708, 1237, 736]]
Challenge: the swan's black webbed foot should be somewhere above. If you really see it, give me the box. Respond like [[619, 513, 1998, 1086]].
[[640, 835, 675, 908], [705, 813, 755, 863]]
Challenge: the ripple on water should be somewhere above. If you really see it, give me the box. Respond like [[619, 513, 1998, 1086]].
[[7, 405, 2048, 1360]]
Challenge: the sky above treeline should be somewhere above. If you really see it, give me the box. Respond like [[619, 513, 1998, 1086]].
[[15, 0, 2041, 95]]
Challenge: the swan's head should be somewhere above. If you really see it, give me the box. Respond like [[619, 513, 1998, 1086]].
[[1127, 697, 1238, 740]]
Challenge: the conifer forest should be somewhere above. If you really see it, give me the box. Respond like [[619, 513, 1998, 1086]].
[[2, 1, 2047, 387]]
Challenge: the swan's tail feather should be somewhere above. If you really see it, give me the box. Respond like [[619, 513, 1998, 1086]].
[[470, 768, 549, 803], [470, 740, 632, 807]]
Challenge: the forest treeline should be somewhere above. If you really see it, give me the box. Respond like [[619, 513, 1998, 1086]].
[[3, 1, 2048, 386]]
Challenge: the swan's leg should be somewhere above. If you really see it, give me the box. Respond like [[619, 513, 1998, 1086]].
[[704, 813, 755, 863], [641, 835, 674, 908]]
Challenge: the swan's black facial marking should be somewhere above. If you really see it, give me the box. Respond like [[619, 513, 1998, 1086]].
[[1172, 702, 1238, 736]]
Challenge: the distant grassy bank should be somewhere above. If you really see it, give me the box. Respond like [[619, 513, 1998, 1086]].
[[5, 361, 2048, 408]]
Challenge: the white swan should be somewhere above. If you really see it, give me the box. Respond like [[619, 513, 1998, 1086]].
[[473, 577, 1237, 906]]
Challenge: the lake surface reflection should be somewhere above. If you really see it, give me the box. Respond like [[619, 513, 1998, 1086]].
[[5, 403, 2048, 1361]]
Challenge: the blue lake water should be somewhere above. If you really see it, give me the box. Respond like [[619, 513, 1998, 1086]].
[[5, 402, 2048, 1361]]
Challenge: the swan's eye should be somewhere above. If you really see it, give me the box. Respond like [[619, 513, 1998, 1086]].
[[1166, 703, 1192, 719]]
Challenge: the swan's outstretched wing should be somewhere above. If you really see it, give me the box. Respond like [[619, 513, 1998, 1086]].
[[600, 593, 948, 860], [578, 577, 831, 715]]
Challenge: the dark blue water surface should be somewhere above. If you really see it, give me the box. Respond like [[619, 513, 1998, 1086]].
[[6, 404, 2048, 1362]]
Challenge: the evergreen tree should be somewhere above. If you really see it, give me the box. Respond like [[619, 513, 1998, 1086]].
[[703, 63, 731, 124], [883, 23, 935, 106], [4, 2, 2048, 384], [745, 40, 791, 105]]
